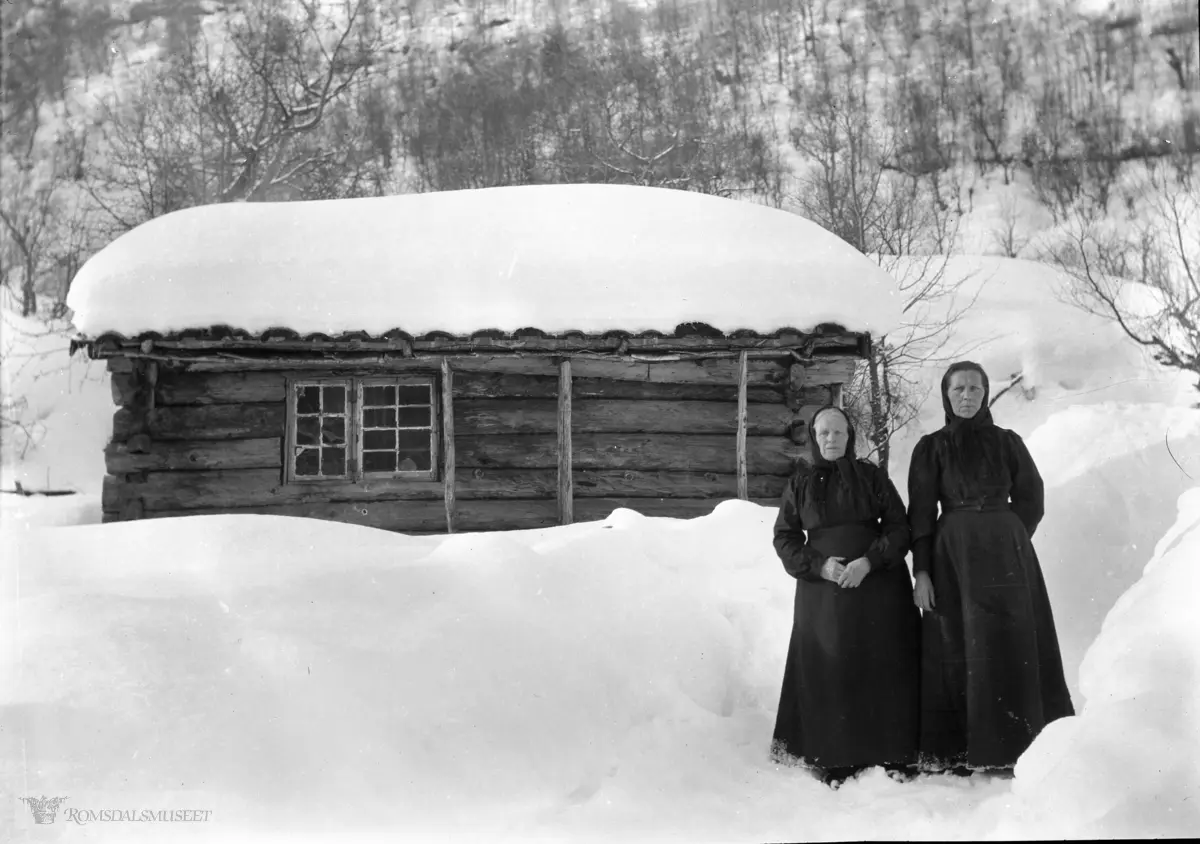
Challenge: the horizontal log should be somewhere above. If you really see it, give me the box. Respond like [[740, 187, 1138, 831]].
[[113, 403, 286, 441], [103, 465, 793, 513], [138, 498, 561, 533], [110, 371, 140, 407], [574, 497, 780, 522], [105, 468, 438, 512], [793, 356, 859, 386], [442, 356, 793, 385], [573, 469, 787, 499], [450, 468, 788, 499], [111, 408, 146, 442], [102, 474, 133, 514], [173, 355, 795, 384], [452, 372, 788, 403], [120, 333, 859, 355], [113, 467, 558, 512], [125, 493, 780, 530], [454, 399, 798, 436], [156, 371, 287, 405], [458, 433, 802, 475], [105, 438, 282, 473]]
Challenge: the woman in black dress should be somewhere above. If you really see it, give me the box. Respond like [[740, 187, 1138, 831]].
[[771, 405, 920, 786], [908, 361, 1074, 776]]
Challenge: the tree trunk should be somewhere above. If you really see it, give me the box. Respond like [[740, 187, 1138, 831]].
[[866, 343, 888, 474], [22, 257, 37, 317]]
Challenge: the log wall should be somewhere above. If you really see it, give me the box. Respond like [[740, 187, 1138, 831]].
[[101, 354, 858, 530]]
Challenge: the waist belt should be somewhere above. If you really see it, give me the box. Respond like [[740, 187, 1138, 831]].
[[941, 498, 1010, 513]]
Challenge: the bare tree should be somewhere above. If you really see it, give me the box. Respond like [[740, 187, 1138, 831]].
[[86, 0, 383, 230], [1045, 156, 1200, 392], [790, 52, 976, 471], [989, 193, 1032, 258], [0, 130, 88, 317]]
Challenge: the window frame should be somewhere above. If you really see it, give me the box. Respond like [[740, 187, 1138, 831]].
[[356, 376, 440, 482], [284, 374, 440, 485]]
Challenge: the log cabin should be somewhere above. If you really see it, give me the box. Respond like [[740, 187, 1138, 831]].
[[66, 184, 901, 533]]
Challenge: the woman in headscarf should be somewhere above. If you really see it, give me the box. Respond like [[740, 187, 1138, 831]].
[[771, 405, 920, 787], [908, 361, 1074, 777]]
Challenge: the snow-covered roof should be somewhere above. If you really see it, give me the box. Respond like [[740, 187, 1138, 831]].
[[66, 184, 902, 339]]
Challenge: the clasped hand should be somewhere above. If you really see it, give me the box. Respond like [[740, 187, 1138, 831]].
[[821, 556, 870, 588]]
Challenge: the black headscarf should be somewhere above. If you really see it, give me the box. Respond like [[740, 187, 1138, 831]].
[[808, 405, 871, 515], [940, 361, 1003, 479]]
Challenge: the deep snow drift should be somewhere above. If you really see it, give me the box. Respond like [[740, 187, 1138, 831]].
[[4, 494, 1199, 842]]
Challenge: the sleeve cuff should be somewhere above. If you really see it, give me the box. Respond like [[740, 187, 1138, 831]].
[[911, 537, 932, 575], [865, 546, 884, 571]]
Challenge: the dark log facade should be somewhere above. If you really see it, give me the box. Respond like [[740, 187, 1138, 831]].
[[91, 331, 865, 532]]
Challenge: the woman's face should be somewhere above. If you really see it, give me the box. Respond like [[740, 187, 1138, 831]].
[[813, 411, 850, 460], [947, 369, 986, 419]]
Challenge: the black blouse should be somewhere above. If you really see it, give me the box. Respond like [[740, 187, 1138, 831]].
[[907, 426, 1045, 575], [773, 460, 910, 582]]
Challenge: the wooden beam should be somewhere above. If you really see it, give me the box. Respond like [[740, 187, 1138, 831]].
[[442, 358, 456, 534], [149, 355, 802, 383], [558, 359, 573, 525], [103, 466, 793, 512], [453, 398, 797, 436], [156, 371, 287, 405], [113, 402, 286, 441], [452, 371, 788, 403], [456, 433, 802, 475], [130, 494, 786, 531], [94, 333, 863, 356], [736, 351, 749, 500], [145, 361, 158, 411], [105, 438, 282, 473]]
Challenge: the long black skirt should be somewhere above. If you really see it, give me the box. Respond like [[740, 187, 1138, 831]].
[[772, 523, 920, 770], [919, 509, 1074, 771]]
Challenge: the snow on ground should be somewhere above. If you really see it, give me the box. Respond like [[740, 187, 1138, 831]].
[[4, 494, 1199, 842], [993, 486, 1200, 838], [6, 234, 1200, 839], [64, 184, 903, 338], [0, 507, 1046, 843], [0, 304, 110, 508]]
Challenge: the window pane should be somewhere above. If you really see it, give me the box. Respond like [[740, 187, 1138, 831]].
[[363, 451, 397, 473], [396, 406, 430, 427], [363, 385, 395, 406], [295, 448, 320, 476], [396, 385, 430, 405], [363, 408, 396, 428], [322, 418, 345, 446], [323, 386, 346, 414], [363, 429, 396, 450], [296, 417, 320, 446], [397, 450, 432, 472], [321, 447, 346, 476], [297, 386, 320, 415], [396, 429, 430, 451]]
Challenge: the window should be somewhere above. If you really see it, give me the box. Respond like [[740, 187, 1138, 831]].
[[286, 376, 439, 483]]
